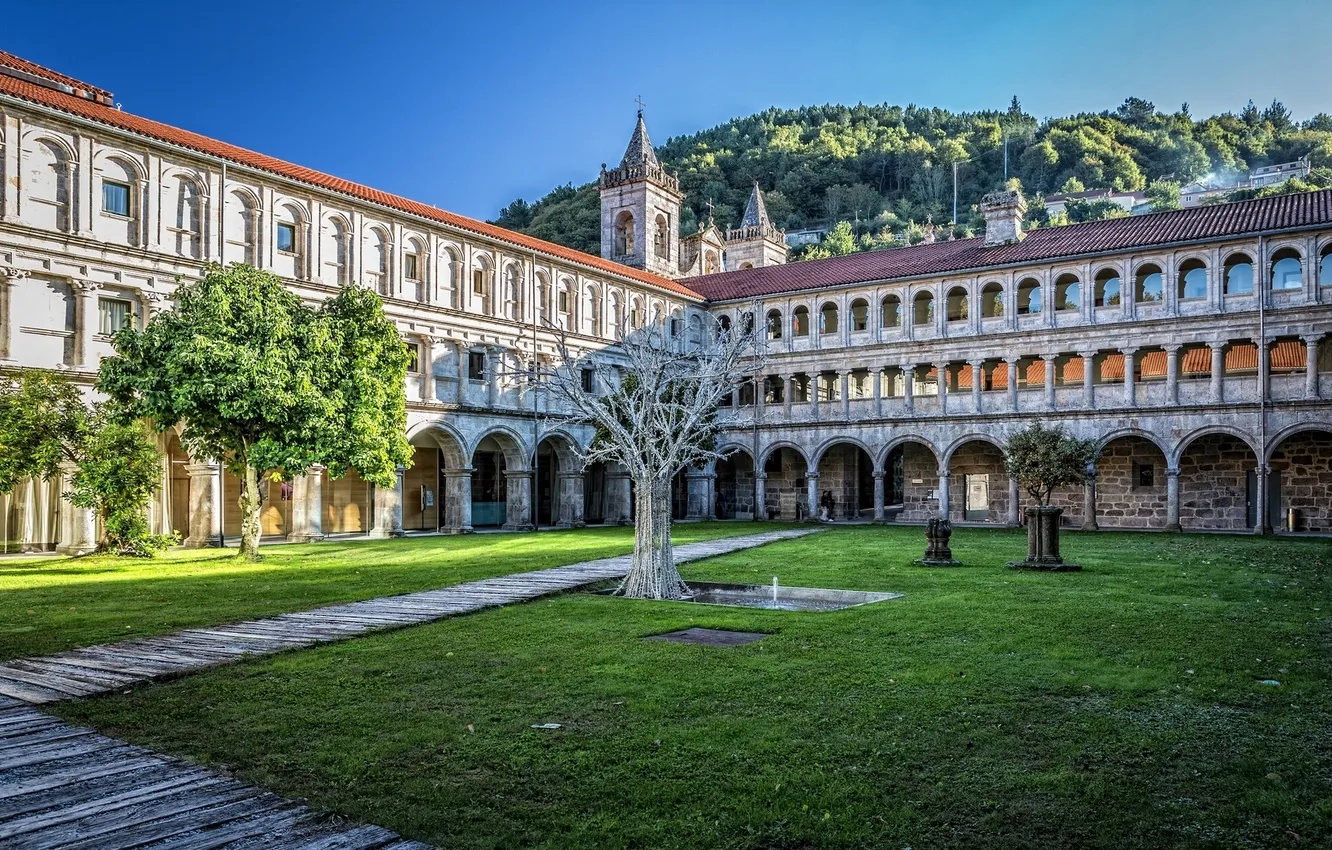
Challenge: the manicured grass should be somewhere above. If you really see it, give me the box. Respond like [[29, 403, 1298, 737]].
[[0, 522, 785, 660], [57, 527, 1332, 848]]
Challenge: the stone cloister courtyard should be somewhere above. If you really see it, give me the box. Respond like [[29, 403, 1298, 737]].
[[1, 521, 1328, 849]]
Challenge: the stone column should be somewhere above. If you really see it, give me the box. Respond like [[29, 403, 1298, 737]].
[[685, 468, 712, 520], [1257, 337, 1270, 400], [1006, 357, 1020, 411], [1253, 464, 1270, 535], [183, 461, 220, 548], [286, 465, 326, 542], [1042, 355, 1057, 408], [1122, 347, 1137, 408], [418, 334, 436, 403], [810, 373, 820, 420], [485, 346, 499, 408], [783, 374, 794, 419], [1209, 341, 1225, 403], [872, 472, 885, 522], [1162, 344, 1180, 406], [504, 470, 536, 530], [872, 367, 883, 417], [442, 468, 473, 533], [369, 466, 406, 538], [1080, 351, 1096, 407], [754, 375, 765, 420], [456, 344, 469, 405], [806, 473, 820, 521], [840, 370, 851, 420], [55, 462, 98, 555], [731, 383, 741, 409], [1304, 335, 1320, 400], [73, 280, 100, 370], [970, 359, 984, 412], [1165, 467, 1181, 531], [937, 465, 951, 520], [937, 361, 949, 415], [603, 464, 632, 524], [0, 267, 30, 362], [901, 364, 915, 414], [1083, 476, 1098, 531], [554, 471, 586, 529], [754, 472, 768, 522], [1008, 476, 1021, 526]]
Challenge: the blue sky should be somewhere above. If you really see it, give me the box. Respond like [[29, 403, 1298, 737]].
[[6, 0, 1330, 220]]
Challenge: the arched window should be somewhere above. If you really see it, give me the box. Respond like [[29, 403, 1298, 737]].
[[1270, 248, 1302, 291], [504, 265, 521, 320], [171, 175, 203, 258], [97, 157, 140, 245], [739, 312, 755, 336], [1320, 243, 1332, 287], [981, 282, 1003, 318], [741, 262, 754, 270], [1094, 268, 1121, 307], [614, 211, 634, 256], [881, 295, 901, 328], [819, 302, 839, 335], [274, 203, 305, 279], [25, 139, 70, 231], [1017, 278, 1041, 315], [792, 306, 810, 337], [322, 217, 350, 286], [366, 228, 389, 295], [654, 214, 670, 260], [629, 296, 643, 328], [223, 190, 256, 265], [1054, 273, 1080, 311], [1223, 253, 1253, 295], [913, 291, 934, 325], [1134, 264, 1163, 303], [946, 286, 968, 322], [766, 308, 783, 340], [687, 313, 702, 345], [1178, 259, 1207, 301], [850, 298, 869, 332], [669, 308, 683, 338]]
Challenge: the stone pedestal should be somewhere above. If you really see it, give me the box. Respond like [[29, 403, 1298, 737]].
[[684, 469, 713, 520], [369, 467, 406, 538], [1008, 506, 1081, 571], [442, 469, 474, 534], [183, 461, 221, 548], [915, 515, 961, 566], [504, 470, 536, 531]]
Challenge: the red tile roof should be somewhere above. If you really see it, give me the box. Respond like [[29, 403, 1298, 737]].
[[0, 50, 701, 300], [688, 190, 1332, 301], [0, 50, 112, 100]]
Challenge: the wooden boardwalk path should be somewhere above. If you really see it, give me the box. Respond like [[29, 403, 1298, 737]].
[[0, 528, 815, 848]]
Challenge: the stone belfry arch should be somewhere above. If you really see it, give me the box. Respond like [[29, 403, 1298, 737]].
[[599, 108, 684, 279]]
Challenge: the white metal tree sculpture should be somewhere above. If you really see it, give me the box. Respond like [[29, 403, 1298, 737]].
[[544, 313, 761, 599]]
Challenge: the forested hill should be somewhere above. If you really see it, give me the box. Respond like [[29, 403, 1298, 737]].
[[491, 98, 1332, 258]]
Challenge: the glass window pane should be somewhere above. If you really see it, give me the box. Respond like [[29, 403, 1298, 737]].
[[98, 298, 130, 335], [102, 181, 130, 216], [276, 223, 296, 253]]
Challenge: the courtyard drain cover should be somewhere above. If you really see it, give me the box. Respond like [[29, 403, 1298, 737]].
[[646, 627, 769, 647]]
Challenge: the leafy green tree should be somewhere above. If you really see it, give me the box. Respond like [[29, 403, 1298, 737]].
[[100, 263, 411, 560], [1145, 179, 1181, 211], [69, 416, 176, 556], [1058, 176, 1086, 194], [1064, 198, 1130, 223], [0, 369, 86, 492], [1003, 422, 1101, 506]]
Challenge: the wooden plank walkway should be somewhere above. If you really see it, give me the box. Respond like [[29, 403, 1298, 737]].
[[0, 694, 431, 849], [0, 528, 815, 848], [0, 528, 814, 706]]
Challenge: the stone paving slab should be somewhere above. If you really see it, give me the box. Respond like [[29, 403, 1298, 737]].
[[0, 528, 817, 848]]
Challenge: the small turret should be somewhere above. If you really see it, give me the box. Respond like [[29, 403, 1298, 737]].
[[724, 182, 787, 270]]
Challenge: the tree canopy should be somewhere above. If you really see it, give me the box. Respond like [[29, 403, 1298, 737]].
[[1003, 423, 1101, 507], [493, 96, 1332, 257]]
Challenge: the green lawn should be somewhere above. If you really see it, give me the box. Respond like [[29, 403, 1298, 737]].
[[55, 527, 1332, 849], [0, 522, 784, 660]]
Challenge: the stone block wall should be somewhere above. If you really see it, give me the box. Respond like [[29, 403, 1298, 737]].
[[1178, 435, 1253, 530], [899, 443, 941, 522], [816, 445, 866, 520], [763, 450, 807, 520], [1089, 439, 1167, 529], [715, 457, 756, 519], [1269, 431, 1332, 532]]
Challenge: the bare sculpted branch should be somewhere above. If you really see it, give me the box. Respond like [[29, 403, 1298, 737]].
[[542, 311, 764, 599]]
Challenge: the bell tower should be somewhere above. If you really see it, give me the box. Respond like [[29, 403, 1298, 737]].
[[599, 108, 683, 279], [724, 182, 788, 270]]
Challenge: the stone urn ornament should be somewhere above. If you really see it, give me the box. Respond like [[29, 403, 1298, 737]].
[[915, 514, 961, 566]]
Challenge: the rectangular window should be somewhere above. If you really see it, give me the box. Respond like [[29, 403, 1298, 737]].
[[472, 270, 485, 295], [276, 223, 296, 253], [407, 343, 420, 374], [403, 253, 419, 281], [468, 351, 486, 381], [581, 368, 594, 393], [558, 290, 569, 313], [98, 297, 132, 335], [1136, 464, 1155, 488], [101, 181, 131, 217]]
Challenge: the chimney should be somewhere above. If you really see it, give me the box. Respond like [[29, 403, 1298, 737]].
[[981, 190, 1027, 246]]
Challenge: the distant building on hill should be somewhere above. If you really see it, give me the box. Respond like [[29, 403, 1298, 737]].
[[1181, 156, 1312, 207], [1042, 189, 1146, 217]]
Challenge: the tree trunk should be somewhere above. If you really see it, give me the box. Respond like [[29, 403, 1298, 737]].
[[238, 463, 262, 560], [616, 475, 688, 599]]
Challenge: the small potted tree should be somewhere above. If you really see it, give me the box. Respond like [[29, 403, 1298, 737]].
[[1003, 422, 1100, 571]]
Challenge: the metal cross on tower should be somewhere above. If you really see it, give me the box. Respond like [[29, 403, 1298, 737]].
[[635, 95, 646, 113]]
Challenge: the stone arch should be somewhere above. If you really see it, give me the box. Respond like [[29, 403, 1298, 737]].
[[1090, 431, 1171, 529], [765, 307, 783, 340], [941, 435, 1009, 524], [759, 442, 810, 521], [980, 281, 1003, 318], [942, 432, 1005, 467], [406, 420, 468, 469], [811, 435, 875, 470], [364, 224, 392, 295], [760, 440, 811, 469], [470, 426, 531, 471], [1269, 246, 1303, 292], [613, 210, 634, 256], [912, 290, 935, 325], [1096, 427, 1169, 458], [535, 429, 586, 527], [1264, 422, 1332, 464], [878, 436, 941, 522], [1266, 425, 1332, 531], [1054, 271, 1081, 311], [1223, 251, 1255, 295], [1172, 425, 1259, 467], [714, 445, 756, 520], [878, 434, 941, 469], [1175, 427, 1260, 531], [321, 213, 352, 287], [1093, 265, 1123, 307], [881, 294, 902, 328], [945, 285, 968, 322]]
